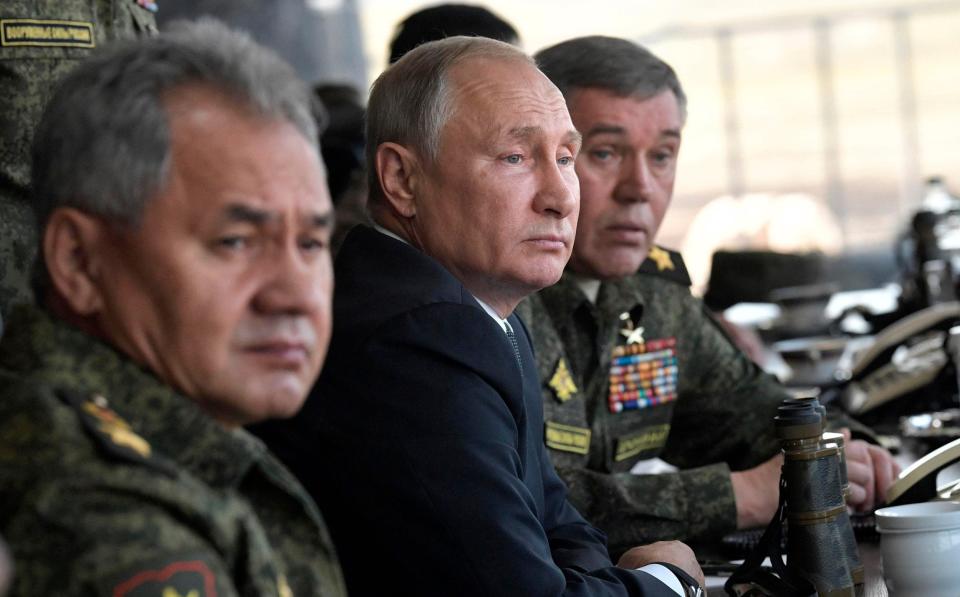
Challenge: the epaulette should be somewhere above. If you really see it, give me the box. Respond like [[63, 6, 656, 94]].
[[637, 245, 691, 286], [56, 388, 176, 477]]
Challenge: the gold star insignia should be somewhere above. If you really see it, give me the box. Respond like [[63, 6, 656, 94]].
[[549, 358, 578, 402], [647, 246, 675, 272]]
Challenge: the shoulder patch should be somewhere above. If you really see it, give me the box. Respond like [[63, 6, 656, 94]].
[[0, 19, 95, 48], [544, 421, 591, 454], [56, 388, 176, 477], [615, 424, 671, 461], [110, 556, 216, 597], [638, 245, 691, 286]]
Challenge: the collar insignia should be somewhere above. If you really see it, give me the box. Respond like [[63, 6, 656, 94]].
[[648, 246, 675, 272]]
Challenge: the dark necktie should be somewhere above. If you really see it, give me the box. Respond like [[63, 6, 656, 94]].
[[504, 320, 523, 376]]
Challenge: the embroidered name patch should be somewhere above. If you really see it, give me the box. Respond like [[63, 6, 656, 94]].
[[608, 337, 679, 413], [0, 19, 95, 48], [544, 421, 591, 455], [615, 424, 671, 461]]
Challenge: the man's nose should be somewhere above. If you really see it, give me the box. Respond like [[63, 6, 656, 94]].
[[534, 160, 578, 218], [253, 245, 331, 316], [615, 153, 652, 204]]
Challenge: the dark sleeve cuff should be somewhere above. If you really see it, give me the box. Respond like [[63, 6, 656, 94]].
[[655, 562, 703, 596]]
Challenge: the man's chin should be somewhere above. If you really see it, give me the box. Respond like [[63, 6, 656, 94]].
[[231, 376, 311, 422], [521, 265, 568, 293]]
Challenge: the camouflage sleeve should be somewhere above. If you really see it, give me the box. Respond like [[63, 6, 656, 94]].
[[559, 462, 737, 553], [6, 481, 242, 597], [0, 0, 157, 318], [659, 295, 786, 472]]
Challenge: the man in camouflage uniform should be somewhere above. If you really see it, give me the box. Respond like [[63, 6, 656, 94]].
[[0, 0, 157, 324], [519, 36, 899, 556], [0, 20, 346, 596]]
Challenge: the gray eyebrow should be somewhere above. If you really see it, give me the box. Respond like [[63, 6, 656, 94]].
[[584, 124, 681, 141], [224, 203, 335, 230], [225, 203, 272, 224]]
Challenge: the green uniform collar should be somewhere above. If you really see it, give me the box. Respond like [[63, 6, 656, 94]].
[[0, 304, 267, 489], [541, 271, 649, 323]]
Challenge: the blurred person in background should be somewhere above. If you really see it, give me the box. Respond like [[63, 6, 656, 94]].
[[312, 82, 369, 253], [387, 2, 519, 64], [519, 35, 898, 556], [0, 20, 345, 596]]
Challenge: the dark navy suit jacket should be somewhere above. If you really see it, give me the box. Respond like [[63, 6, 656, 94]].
[[257, 226, 678, 596]]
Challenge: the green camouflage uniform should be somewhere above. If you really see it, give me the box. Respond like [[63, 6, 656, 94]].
[[516, 247, 788, 556], [0, 0, 157, 321], [0, 305, 347, 597]]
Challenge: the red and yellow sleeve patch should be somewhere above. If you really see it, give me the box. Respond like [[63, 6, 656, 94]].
[[112, 559, 216, 597]]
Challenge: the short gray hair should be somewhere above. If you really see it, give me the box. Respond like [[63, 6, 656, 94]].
[[366, 35, 533, 207], [31, 18, 317, 230], [534, 36, 687, 121]]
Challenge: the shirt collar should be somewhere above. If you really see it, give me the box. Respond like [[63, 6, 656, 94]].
[[474, 297, 510, 333], [539, 271, 648, 321], [570, 273, 602, 304], [373, 223, 407, 244]]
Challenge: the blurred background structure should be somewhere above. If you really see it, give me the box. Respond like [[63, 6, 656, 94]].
[[158, 0, 960, 289], [158, 0, 367, 90]]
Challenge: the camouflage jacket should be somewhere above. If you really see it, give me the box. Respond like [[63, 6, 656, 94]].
[[0, 0, 157, 320], [517, 248, 788, 555], [0, 305, 347, 597]]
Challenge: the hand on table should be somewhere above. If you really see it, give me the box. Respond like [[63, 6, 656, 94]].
[[731, 453, 783, 529], [841, 428, 900, 511], [617, 540, 705, 591]]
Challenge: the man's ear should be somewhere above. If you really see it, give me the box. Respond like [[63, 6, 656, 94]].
[[43, 208, 108, 316], [375, 142, 421, 218]]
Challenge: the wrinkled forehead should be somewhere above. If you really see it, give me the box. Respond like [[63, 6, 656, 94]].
[[443, 57, 572, 138]]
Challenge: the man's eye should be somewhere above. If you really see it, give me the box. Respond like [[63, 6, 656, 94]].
[[299, 237, 328, 252], [590, 149, 614, 161], [557, 155, 575, 167], [503, 154, 523, 165], [652, 151, 675, 165], [217, 236, 249, 250]]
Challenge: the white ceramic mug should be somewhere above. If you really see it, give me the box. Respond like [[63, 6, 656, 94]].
[[875, 500, 960, 596]]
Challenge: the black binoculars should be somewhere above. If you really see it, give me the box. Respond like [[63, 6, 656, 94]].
[[775, 398, 863, 596]]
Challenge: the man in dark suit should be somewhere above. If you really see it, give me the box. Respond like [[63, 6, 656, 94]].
[[255, 36, 704, 596]]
